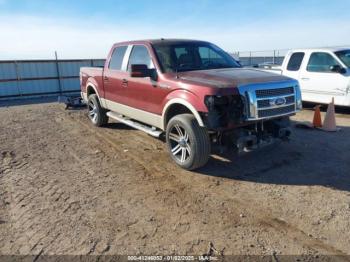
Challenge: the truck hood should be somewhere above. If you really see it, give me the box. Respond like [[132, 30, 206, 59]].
[[177, 68, 294, 88]]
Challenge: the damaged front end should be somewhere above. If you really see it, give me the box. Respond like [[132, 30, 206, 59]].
[[202, 81, 300, 154], [221, 118, 292, 154], [203, 95, 246, 129]]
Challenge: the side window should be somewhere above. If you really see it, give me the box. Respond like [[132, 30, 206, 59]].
[[287, 52, 304, 71], [109, 46, 127, 70], [128, 45, 154, 70], [307, 52, 340, 73]]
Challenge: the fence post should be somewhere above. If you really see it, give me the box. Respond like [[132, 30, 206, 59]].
[[55, 51, 63, 96], [273, 50, 276, 64], [14, 60, 21, 97], [249, 52, 252, 66]]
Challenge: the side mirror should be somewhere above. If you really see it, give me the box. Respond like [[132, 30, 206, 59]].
[[130, 64, 150, 77], [130, 64, 158, 81], [330, 65, 346, 74]]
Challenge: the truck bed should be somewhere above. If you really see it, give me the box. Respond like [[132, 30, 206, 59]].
[[80, 67, 104, 94]]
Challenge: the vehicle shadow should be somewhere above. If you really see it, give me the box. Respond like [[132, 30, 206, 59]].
[[195, 122, 350, 192]]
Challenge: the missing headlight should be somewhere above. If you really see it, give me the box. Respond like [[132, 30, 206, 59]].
[[204, 95, 245, 129]]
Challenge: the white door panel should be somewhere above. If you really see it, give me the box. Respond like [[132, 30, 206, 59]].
[[300, 72, 347, 96], [299, 52, 350, 105]]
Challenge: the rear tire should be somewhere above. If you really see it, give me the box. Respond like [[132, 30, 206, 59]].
[[166, 114, 211, 170], [87, 94, 108, 127]]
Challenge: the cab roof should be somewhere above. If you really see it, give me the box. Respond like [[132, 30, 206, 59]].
[[114, 38, 210, 46], [289, 46, 350, 53]]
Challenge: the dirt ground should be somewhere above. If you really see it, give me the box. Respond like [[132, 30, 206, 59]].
[[0, 100, 350, 258]]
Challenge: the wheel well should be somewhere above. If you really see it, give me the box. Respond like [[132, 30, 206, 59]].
[[86, 85, 96, 97], [164, 103, 192, 127]]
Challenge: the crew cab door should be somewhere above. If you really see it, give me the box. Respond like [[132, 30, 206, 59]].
[[103, 45, 131, 106], [125, 44, 170, 115], [299, 52, 349, 104]]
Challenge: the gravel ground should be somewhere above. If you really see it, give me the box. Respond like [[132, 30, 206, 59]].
[[0, 100, 349, 258]]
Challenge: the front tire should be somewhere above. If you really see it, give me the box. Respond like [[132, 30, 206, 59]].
[[166, 114, 211, 170], [87, 94, 108, 127]]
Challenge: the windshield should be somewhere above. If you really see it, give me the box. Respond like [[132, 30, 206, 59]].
[[335, 50, 350, 68], [152, 42, 241, 73]]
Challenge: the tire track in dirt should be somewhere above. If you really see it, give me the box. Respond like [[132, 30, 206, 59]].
[[260, 217, 348, 257], [1, 104, 349, 256], [66, 109, 350, 256]]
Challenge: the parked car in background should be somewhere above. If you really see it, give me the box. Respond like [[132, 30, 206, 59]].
[[80, 39, 302, 170], [260, 48, 350, 106]]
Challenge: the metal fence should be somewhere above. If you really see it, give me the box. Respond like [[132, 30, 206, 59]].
[[0, 53, 284, 100], [0, 59, 105, 99], [2, 45, 349, 100], [231, 49, 289, 67], [237, 56, 285, 66]]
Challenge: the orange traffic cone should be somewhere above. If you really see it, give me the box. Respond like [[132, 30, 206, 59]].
[[312, 105, 322, 128], [322, 98, 338, 132]]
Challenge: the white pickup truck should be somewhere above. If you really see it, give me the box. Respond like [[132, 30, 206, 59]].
[[261, 48, 350, 107]]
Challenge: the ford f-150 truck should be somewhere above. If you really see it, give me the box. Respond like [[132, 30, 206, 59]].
[[260, 47, 350, 107], [80, 39, 302, 170]]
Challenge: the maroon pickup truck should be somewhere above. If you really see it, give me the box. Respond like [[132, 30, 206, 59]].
[[80, 39, 302, 170]]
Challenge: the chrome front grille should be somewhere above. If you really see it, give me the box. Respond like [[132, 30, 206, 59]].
[[257, 99, 270, 108], [256, 86, 295, 118], [285, 95, 295, 104], [238, 81, 300, 121], [256, 96, 297, 108], [258, 105, 295, 118], [255, 87, 294, 98]]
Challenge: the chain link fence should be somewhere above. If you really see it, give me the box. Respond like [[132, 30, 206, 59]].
[[230, 49, 290, 67]]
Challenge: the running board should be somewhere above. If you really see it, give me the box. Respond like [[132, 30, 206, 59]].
[[106, 111, 163, 137]]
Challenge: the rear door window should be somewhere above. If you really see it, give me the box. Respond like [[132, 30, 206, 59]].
[[109, 46, 127, 70], [307, 52, 340, 72], [287, 52, 304, 71]]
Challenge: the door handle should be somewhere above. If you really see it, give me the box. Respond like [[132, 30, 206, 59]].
[[301, 77, 310, 81], [104, 76, 109, 81], [122, 79, 128, 86]]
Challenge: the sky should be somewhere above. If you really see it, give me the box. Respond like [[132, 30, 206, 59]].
[[0, 0, 349, 59]]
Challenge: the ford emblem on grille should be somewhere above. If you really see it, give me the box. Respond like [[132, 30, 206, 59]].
[[270, 97, 286, 106]]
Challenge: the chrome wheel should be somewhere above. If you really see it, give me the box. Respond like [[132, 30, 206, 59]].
[[169, 124, 191, 163], [87, 94, 108, 127], [88, 101, 98, 123]]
